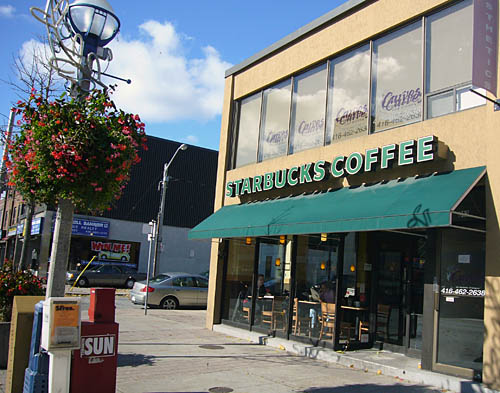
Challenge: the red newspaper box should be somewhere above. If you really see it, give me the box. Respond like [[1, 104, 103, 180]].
[[71, 289, 119, 393], [88, 288, 116, 323]]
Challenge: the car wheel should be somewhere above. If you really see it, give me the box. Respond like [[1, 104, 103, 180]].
[[100, 254, 106, 260], [121, 256, 128, 261], [160, 296, 178, 310], [125, 278, 135, 289], [77, 277, 89, 287]]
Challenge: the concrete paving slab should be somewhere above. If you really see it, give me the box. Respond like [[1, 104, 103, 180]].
[[2, 297, 488, 393], [213, 324, 499, 393]]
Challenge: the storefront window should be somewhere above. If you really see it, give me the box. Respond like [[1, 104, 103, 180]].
[[68, 238, 141, 271], [326, 45, 370, 144], [371, 21, 422, 132], [253, 239, 288, 333], [437, 229, 485, 373], [289, 64, 327, 154], [222, 239, 255, 324], [258, 80, 291, 161], [292, 235, 339, 342], [235, 93, 262, 168]]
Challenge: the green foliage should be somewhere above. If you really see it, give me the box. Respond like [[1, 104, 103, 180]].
[[5, 88, 147, 212], [0, 260, 45, 322]]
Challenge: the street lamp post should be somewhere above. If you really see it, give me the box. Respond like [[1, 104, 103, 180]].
[[31, 2, 121, 392], [45, 0, 121, 300], [152, 144, 188, 276], [66, 0, 120, 95]]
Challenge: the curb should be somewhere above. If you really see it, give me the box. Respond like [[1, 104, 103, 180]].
[[65, 292, 130, 297], [213, 324, 499, 393]]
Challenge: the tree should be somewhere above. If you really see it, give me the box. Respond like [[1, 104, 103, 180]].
[[5, 88, 147, 293]]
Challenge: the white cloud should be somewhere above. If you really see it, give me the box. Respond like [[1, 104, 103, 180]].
[[0, 5, 15, 18], [376, 56, 403, 80], [106, 20, 232, 123], [186, 135, 199, 143], [19, 39, 51, 69]]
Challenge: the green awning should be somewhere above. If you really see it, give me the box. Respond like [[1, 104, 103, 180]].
[[189, 166, 486, 239]]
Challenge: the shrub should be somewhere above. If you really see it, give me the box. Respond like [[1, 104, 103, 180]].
[[0, 260, 45, 322]]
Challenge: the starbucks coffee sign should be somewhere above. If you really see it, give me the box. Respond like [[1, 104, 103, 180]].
[[226, 135, 438, 198]]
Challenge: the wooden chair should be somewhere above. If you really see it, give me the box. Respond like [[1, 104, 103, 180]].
[[271, 296, 287, 331], [318, 301, 336, 340], [358, 304, 391, 341], [376, 304, 391, 341], [292, 298, 309, 335], [242, 303, 250, 321], [260, 297, 274, 326]]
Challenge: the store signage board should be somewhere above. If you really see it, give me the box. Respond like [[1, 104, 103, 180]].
[[472, 0, 498, 96], [226, 135, 438, 198], [72, 219, 109, 237], [31, 217, 43, 235], [17, 217, 43, 236]]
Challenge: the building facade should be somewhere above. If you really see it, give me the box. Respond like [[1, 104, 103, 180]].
[[1, 136, 218, 278], [191, 0, 500, 388]]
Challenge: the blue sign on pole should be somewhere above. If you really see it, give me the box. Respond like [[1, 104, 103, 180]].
[[31, 217, 42, 235], [72, 219, 110, 238]]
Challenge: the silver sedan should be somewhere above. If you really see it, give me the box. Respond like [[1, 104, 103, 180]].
[[129, 272, 208, 309]]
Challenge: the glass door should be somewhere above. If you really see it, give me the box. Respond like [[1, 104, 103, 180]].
[[377, 251, 405, 345], [291, 234, 340, 343], [252, 238, 288, 336], [436, 229, 485, 380], [372, 232, 426, 354]]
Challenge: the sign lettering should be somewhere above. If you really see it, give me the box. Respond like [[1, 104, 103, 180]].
[[80, 335, 116, 358], [226, 135, 440, 197], [473, 0, 499, 96]]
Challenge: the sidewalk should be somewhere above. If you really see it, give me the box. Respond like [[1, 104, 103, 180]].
[[2, 302, 493, 393], [115, 306, 443, 393]]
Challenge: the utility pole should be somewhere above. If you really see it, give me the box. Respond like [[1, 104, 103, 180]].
[[152, 144, 187, 276], [152, 166, 168, 277]]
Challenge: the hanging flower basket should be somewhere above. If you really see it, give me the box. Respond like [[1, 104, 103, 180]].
[[5, 88, 147, 212]]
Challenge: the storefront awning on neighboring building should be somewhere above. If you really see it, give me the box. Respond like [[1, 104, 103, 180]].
[[188, 166, 486, 240]]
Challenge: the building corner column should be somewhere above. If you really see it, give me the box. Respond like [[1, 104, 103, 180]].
[[206, 75, 234, 330]]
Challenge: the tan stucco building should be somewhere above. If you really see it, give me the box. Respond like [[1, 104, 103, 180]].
[[190, 0, 500, 388]]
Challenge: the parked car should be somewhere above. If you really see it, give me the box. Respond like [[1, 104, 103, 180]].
[[66, 264, 146, 288], [98, 251, 130, 262], [129, 272, 209, 309]]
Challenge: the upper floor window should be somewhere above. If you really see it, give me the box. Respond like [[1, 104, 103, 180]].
[[425, 0, 485, 118], [326, 44, 370, 144], [289, 64, 327, 154], [259, 80, 291, 162], [230, 0, 486, 168], [371, 21, 423, 133], [235, 93, 262, 168]]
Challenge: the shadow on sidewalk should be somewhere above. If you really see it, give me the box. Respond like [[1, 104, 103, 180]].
[[301, 384, 440, 393], [117, 353, 156, 367]]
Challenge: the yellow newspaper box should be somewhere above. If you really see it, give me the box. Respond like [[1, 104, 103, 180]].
[[41, 298, 81, 351]]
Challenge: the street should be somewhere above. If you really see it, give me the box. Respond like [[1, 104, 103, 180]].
[[1, 296, 443, 393]]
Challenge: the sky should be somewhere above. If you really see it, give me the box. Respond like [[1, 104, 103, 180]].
[[0, 0, 348, 151]]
